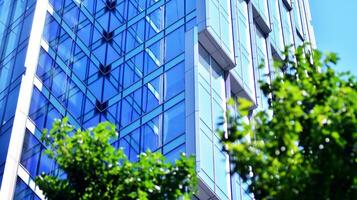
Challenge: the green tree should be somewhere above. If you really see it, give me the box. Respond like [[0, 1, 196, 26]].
[[35, 118, 197, 200], [220, 46, 357, 200]]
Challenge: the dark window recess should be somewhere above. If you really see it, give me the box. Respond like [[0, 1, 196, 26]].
[[99, 64, 111, 77], [95, 100, 108, 114], [105, 0, 117, 12], [102, 30, 114, 43]]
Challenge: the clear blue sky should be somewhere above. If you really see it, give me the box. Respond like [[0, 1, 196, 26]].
[[310, 0, 357, 76]]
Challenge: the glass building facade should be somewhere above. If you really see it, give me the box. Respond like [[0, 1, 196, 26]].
[[0, 0, 315, 199]]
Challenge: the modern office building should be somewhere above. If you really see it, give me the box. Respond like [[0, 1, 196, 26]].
[[0, 0, 315, 199]]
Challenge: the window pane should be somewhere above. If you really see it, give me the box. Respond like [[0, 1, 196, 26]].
[[164, 62, 184, 100], [163, 101, 185, 144], [143, 75, 163, 113], [141, 115, 162, 151], [21, 131, 41, 178], [211, 59, 225, 99], [199, 129, 214, 187], [0, 128, 11, 165], [165, 26, 184, 61], [165, 0, 184, 27], [198, 85, 212, 129], [215, 147, 228, 197]]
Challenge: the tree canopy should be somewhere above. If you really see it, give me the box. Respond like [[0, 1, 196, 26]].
[[220, 46, 357, 199], [35, 118, 197, 200]]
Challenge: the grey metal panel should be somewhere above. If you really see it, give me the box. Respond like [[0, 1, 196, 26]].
[[229, 72, 256, 104], [196, 177, 220, 200], [282, 0, 293, 10], [197, 0, 235, 71], [198, 29, 236, 71], [270, 43, 284, 61], [185, 27, 199, 157], [251, 1, 272, 36]]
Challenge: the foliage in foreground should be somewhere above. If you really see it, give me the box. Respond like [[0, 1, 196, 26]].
[[35, 118, 197, 200], [220, 46, 357, 200]]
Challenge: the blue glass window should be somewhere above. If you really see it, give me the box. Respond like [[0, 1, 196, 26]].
[[165, 144, 185, 163], [165, 0, 184, 27], [3, 85, 20, 122], [62, 4, 79, 29], [163, 101, 185, 144], [20, 130, 42, 178], [0, 128, 11, 166], [164, 62, 184, 100], [120, 128, 140, 162], [123, 62, 141, 89], [12, 47, 27, 82], [143, 75, 163, 113], [67, 84, 84, 119], [165, 26, 184, 62], [121, 89, 142, 127], [14, 177, 40, 200], [146, 38, 164, 71], [141, 115, 161, 151], [146, 6, 164, 39], [126, 18, 146, 52], [186, 0, 196, 14], [37, 49, 53, 78], [38, 152, 56, 176], [128, 0, 146, 20], [29, 88, 47, 128]]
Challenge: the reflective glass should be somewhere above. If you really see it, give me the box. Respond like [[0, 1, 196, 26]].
[[20, 130, 41, 178], [14, 178, 40, 200], [143, 75, 163, 113], [293, 0, 303, 33], [163, 101, 185, 144], [211, 59, 225, 99], [215, 147, 228, 199], [252, 0, 269, 23], [165, 26, 184, 62], [147, 6, 165, 39], [199, 128, 214, 187], [270, 0, 284, 51], [254, 26, 270, 110], [281, 3, 294, 46], [165, 0, 184, 27], [141, 115, 161, 151], [164, 62, 184, 100], [0, 128, 11, 165], [198, 84, 212, 129]]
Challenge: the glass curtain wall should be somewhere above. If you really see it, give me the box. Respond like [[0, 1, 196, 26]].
[[206, 0, 234, 57], [231, 0, 255, 98], [15, 0, 197, 196], [292, 0, 303, 35], [269, 0, 284, 52], [280, 2, 294, 47], [253, 26, 270, 110], [198, 44, 230, 200], [0, 0, 37, 188], [252, 0, 269, 23]]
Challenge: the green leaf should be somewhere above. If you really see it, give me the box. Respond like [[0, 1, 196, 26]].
[[237, 98, 253, 116], [36, 119, 197, 200], [220, 44, 357, 200]]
